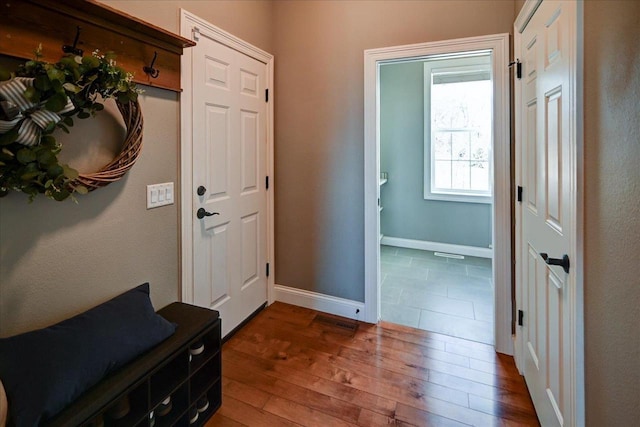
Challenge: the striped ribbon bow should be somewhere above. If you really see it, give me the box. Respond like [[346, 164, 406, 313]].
[[0, 77, 75, 146]]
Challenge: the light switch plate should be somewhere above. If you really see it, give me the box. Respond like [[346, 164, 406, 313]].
[[147, 182, 174, 209]]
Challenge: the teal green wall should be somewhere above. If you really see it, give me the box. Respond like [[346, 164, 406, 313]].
[[380, 62, 492, 248]]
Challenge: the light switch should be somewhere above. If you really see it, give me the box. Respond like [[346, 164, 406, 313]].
[[147, 182, 175, 209]]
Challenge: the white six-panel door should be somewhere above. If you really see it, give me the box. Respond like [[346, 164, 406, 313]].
[[191, 27, 268, 338], [516, 1, 580, 425]]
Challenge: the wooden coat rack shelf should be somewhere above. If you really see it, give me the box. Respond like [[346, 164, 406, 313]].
[[0, 0, 196, 92]]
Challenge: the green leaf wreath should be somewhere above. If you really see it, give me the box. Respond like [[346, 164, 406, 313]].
[[0, 47, 140, 201]]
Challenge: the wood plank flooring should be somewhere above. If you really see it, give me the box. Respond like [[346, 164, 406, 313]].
[[206, 302, 539, 427]]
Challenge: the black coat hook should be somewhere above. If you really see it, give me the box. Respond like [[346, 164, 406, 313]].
[[62, 26, 83, 56], [143, 51, 160, 79]]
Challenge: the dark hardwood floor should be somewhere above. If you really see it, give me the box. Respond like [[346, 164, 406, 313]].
[[206, 302, 539, 426]]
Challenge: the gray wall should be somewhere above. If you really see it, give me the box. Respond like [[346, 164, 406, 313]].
[[99, 1, 274, 49], [583, 1, 640, 425], [380, 61, 492, 248], [0, 86, 180, 336], [273, 0, 515, 301], [0, 0, 273, 337]]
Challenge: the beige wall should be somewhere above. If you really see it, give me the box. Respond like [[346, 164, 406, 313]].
[[99, 1, 273, 53], [583, 1, 640, 424], [272, 0, 515, 300], [0, 87, 180, 336], [0, 1, 273, 336]]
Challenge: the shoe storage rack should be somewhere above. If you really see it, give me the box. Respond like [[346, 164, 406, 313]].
[[47, 303, 222, 427]]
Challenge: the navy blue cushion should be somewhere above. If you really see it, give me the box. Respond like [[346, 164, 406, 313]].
[[0, 283, 176, 427]]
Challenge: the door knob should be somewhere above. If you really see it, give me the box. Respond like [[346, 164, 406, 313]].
[[197, 208, 219, 219], [197, 186, 206, 196], [540, 253, 570, 274]]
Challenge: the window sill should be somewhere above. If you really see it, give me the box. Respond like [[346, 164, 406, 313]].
[[424, 193, 492, 204]]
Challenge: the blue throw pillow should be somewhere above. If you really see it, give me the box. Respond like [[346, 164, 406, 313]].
[[0, 283, 176, 427]]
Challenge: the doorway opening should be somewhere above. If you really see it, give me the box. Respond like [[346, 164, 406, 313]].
[[364, 34, 512, 354], [379, 51, 495, 344]]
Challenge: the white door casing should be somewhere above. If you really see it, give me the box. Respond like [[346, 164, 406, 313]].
[[514, 1, 584, 425], [363, 34, 512, 355], [180, 11, 275, 337]]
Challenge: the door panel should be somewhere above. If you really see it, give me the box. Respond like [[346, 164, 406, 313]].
[[240, 111, 259, 193], [240, 69, 259, 97], [205, 105, 230, 197], [192, 30, 268, 337], [526, 245, 539, 369], [545, 88, 562, 231], [517, 1, 577, 426], [526, 102, 537, 210], [210, 222, 230, 306], [241, 213, 259, 288]]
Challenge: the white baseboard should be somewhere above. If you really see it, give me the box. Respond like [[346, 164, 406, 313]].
[[273, 284, 365, 322], [381, 236, 493, 259]]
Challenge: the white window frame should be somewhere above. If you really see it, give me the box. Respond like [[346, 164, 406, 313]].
[[423, 54, 493, 204]]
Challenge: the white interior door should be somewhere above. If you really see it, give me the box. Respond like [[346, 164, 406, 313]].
[[191, 28, 268, 337], [516, 1, 579, 425]]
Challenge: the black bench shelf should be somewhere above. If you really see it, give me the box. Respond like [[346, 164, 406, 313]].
[[47, 302, 222, 427]]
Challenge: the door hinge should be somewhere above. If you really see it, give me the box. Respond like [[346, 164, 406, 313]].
[[265, 88, 269, 102], [517, 185, 523, 203], [266, 262, 270, 277], [266, 176, 269, 190], [518, 309, 524, 326], [509, 59, 522, 79]]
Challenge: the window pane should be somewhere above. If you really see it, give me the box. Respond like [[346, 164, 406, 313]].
[[470, 132, 490, 161], [434, 160, 451, 189], [432, 83, 469, 128], [470, 161, 490, 191], [451, 161, 470, 190], [425, 56, 493, 199], [434, 132, 452, 160], [432, 79, 492, 130], [452, 132, 470, 160]]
